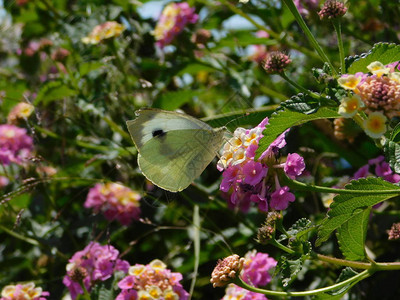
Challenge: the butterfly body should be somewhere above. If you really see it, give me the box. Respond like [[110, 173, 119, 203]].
[[127, 108, 226, 192]]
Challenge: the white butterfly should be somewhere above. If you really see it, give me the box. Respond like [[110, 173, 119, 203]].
[[126, 108, 226, 192]]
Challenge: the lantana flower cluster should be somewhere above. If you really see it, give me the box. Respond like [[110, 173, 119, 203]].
[[217, 117, 305, 213], [82, 21, 125, 44], [338, 61, 400, 138], [0, 124, 33, 165], [84, 182, 141, 225], [153, 2, 198, 48], [1, 282, 49, 300], [116, 259, 189, 300], [7, 102, 34, 124], [63, 242, 129, 299], [212, 250, 277, 299]]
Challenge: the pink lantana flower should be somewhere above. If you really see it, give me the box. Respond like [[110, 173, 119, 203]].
[[63, 242, 129, 299], [0, 124, 33, 165], [117, 259, 189, 300], [284, 153, 306, 179], [84, 182, 141, 225], [270, 186, 295, 210], [153, 2, 198, 48]]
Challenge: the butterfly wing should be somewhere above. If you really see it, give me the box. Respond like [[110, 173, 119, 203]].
[[126, 108, 214, 150], [126, 108, 226, 192]]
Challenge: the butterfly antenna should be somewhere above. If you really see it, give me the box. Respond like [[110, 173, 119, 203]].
[[224, 112, 250, 129]]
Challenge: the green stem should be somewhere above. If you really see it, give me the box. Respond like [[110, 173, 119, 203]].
[[220, 0, 320, 60], [258, 84, 288, 101], [269, 239, 295, 254], [316, 253, 400, 271], [333, 20, 345, 73], [281, 0, 337, 75], [280, 72, 321, 99], [284, 177, 400, 195], [234, 269, 371, 297]]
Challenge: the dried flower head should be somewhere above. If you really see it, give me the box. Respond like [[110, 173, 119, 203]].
[[262, 52, 291, 74], [210, 254, 245, 288], [318, 0, 347, 20], [333, 117, 361, 142], [256, 212, 282, 244], [388, 223, 400, 240]]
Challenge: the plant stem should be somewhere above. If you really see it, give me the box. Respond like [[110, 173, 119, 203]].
[[234, 269, 371, 297], [284, 177, 400, 195], [281, 0, 337, 75], [333, 19, 345, 73], [280, 72, 321, 99], [269, 239, 295, 254]]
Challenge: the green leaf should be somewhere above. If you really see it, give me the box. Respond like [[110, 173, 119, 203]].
[[279, 93, 321, 114], [255, 107, 341, 159], [153, 90, 199, 110], [79, 61, 105, 77], [390, 122, 400, 143], [383, 139, 400, 173], [347, 43, 400, 74], [314, 268, 359, 299], [34, 81, 78, 105], [336, 207, 371, 260], [278, 241, 311, 286], [316, 178, 400, 249], [278, 218, 312, 242]]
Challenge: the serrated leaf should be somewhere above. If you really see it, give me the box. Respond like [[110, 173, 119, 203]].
[[390, 122, 400, 143], [383, 140, 400, 174], [279, 93, 321, 114], [347, 43, 400, 74], [314, 268, 359, 299], [34, 81, 77, 105], [153, 90, 199, 110], [336, 207, 370, 260], [255, 107, 341, 159], [278, 218, 312, 242], [316, 178, 400, 248], [279, 241, 311, 286]]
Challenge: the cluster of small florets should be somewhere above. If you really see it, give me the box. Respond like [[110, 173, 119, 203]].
[[116, 259, 189, 300], [7, 102, 34, 124], [1, 282, 49, 300], [0, 124, 33, 165], [338, 61, 400, 138], [217, 251, 276, 299], [353, 155, 400, 183], [153, 2, 199, 48], [82, 21, 125, 44], [84, 182, 141, 225], [210, 254, 245, 288], [63, 242, 129, 299], [323, 156, 400, 208], [217, 117, 305, 213], [318, 0, 347, 20], [262, 52, 292, 74], [388, 223, 400, 240]]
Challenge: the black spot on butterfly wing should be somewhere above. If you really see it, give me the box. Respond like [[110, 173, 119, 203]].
[[152, 129, 166, 138]]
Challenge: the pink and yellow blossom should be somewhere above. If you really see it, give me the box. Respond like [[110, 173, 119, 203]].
[[363, 111, 387, 139], [337, 75, 361, 90], [338, 94, 364, 117], [1, 282, 49, 300], [82, 21, 125, 44]]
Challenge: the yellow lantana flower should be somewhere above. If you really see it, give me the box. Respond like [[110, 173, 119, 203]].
[[363, 112, 387, 139]]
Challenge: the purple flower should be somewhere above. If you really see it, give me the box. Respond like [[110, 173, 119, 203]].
[[0, 124, 33, 165], [270, 186, 295, 210], [284, 153, 305, 179], [220, 166, 239, 192], [243, 161, 267, 186], [353, 164, 370, 179], [222, 284, 267, 300], [259, 129, 289, 160], [117, 259, 189, 300], [153, 2, 198, 48], [63, 242, 129, 299], [242, 250, 277, 287], [84, 183, 141, 226]]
